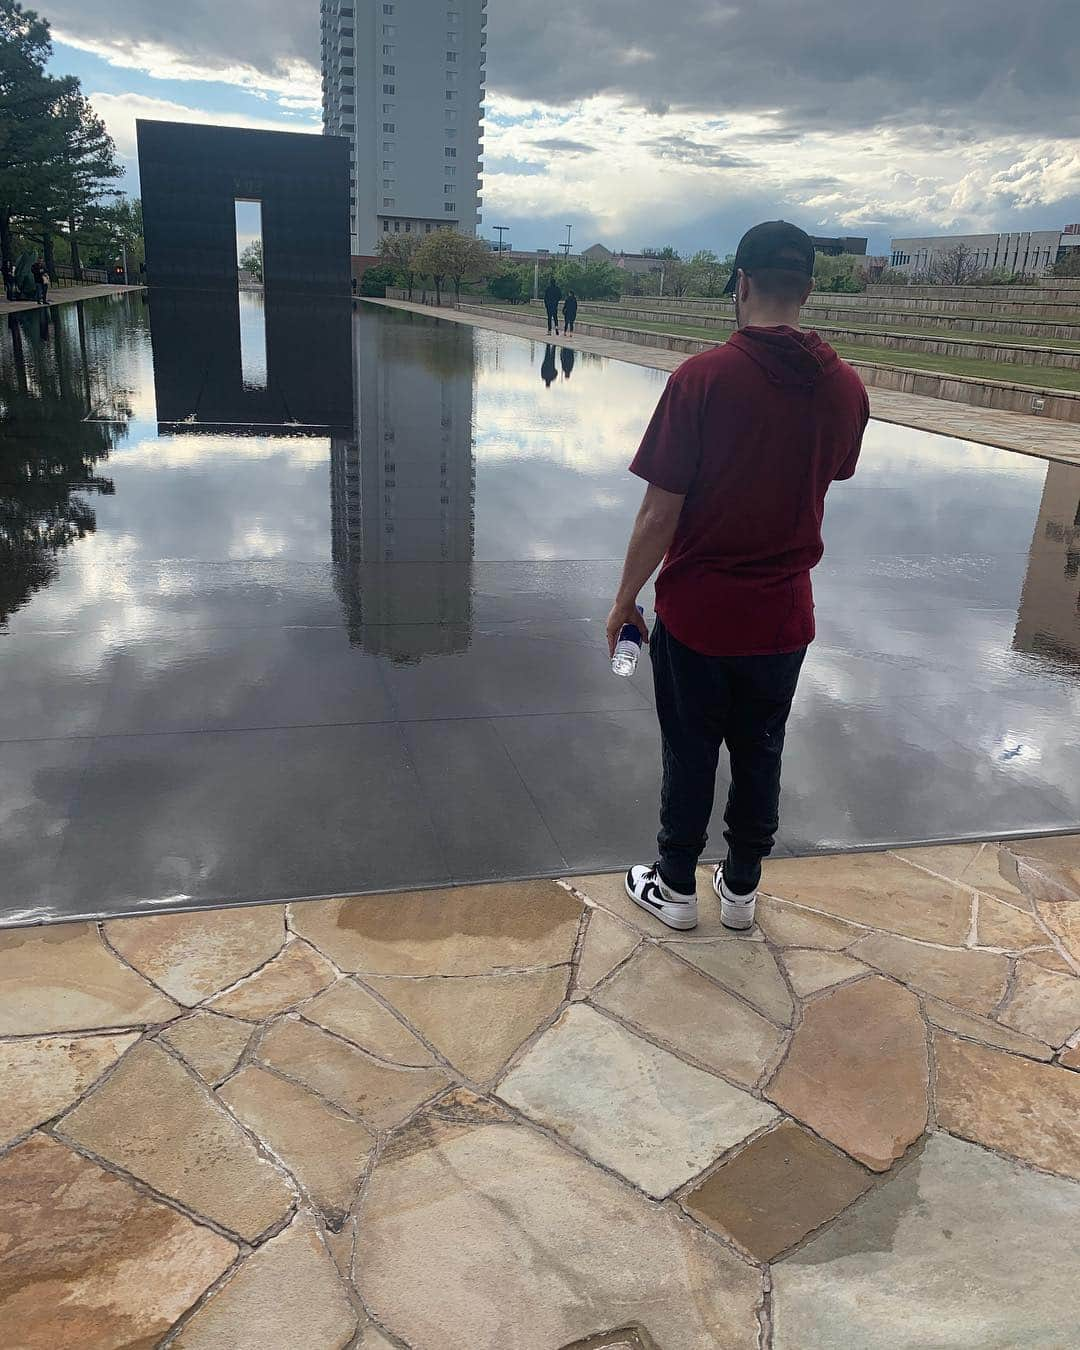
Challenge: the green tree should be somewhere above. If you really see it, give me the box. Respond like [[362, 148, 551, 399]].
[[239, 237, 263, 282], [50, 89, 123, 279], [0, 0, 77, 274], [378, 232, 421, 298], [1053, 249, 1080, 279], [813, 253, 864, 293], [553, 258, 621, 300], [488, 266, 523, 302], [414, 229, 492, 304]]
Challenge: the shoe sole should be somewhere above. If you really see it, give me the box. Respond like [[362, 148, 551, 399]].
[[624, 876, 699, 931]]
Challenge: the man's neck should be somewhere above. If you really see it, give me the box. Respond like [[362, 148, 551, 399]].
[[737, 305, 803, 330]]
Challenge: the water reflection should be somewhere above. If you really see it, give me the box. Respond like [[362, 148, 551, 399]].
[[148, 287, 353, 432], [1014, 462, 1080, 666], [541, 344, 558, 388], [0, 306, 125, 627], [333, 310, 476, 661]]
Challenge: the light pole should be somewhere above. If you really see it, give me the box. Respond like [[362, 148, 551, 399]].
[[494, 225, 509, 255], [562, 224, 573, 259]]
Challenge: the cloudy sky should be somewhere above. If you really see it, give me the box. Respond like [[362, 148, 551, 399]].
[[43, 0, 1080, 256]]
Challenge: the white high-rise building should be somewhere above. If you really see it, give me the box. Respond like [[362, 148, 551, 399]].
[[320, 0, 487, 255]]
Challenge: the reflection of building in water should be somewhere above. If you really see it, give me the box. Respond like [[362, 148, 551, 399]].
[[332, 309, 476, 661], [1014, 463, 1080, 665]]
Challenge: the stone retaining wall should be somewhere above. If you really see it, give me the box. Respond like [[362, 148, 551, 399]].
[[454, 302, 1080, 424]]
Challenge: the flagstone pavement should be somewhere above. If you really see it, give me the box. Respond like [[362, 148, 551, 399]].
[[3, 836, 1080, 1349]]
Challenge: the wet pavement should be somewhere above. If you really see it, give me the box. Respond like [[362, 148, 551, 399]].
[[1, 293, 1079, 924]]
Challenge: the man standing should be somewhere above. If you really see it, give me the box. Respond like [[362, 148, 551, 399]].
[[543, 277, 562, 335], [607, 221, 868, 932], [2, 257, 16, 302], [31, 258, 48, 305]]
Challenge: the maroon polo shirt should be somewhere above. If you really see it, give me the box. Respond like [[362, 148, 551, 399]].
[[630, 325, 868, 657]]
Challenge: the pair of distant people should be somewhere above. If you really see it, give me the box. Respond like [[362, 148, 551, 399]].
[[542, 280, 577, 335]]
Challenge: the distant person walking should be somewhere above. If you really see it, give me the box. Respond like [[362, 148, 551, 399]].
[[610, 221, 868, 933], [31, 258, 48, 305], [543, 278, 562, 335], [2, 258, 16, 301], [563, 290, 578, 334]]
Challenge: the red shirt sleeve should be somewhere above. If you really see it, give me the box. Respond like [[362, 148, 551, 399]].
[[629, 368, 702, 495], [834, 384, 870, 481]]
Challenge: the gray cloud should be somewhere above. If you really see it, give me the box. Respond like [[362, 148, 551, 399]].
[[46, 0, 1079, 138], [648, 134, 755, 169], [531, 138, 598, 154]]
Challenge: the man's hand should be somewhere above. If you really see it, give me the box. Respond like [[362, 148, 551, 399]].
[[606, 600, 649, 657]]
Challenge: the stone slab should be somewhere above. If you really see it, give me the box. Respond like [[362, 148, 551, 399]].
[[773, 1132, 1080, 1349], [782, 949, 870, 997], [975, 896, 1047, 950], [0, 923, 179, 1034], [1037, 901, 1080, 963], [57, 1040, 294, 1240], [934, 1032, 1080, 1180], [208, 939, 336, 1020], [173, 1213, 357, 1349], [573, 908, 640, 995], [1004, 836, 1080, 901], [0, 1032, 138, 1146], [664, 939, 794, 1024], [754, 897, 865, 950], [368, 966, 569, 1082], [105, 906, 286, 1005], [0, 1134, 235, 1350], [761, 853, 971, 943], [356, 1115, 761, 1350], [159, 1010, 254, 1083], [849, 931, 1009, 1015], [683, 1119, 872, 1261], [257, 1017, 451, 1130], [497, 1003, 776, 1197], [922, 997, 1052, 1061], [219, 1065, 374, 1225], [290, 880, 581, 975], [594, 945, 785, 1087], [303, 979, 436, 1065], [767, 976, 928, 1171], [998, 960, 1080, 1046]]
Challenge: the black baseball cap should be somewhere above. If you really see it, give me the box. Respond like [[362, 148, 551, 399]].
[[723, 221, 816, 296]]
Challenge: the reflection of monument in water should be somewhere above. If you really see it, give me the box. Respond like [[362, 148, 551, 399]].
[[332, 309, 476, 661], [1013, 463, 1080, 665]]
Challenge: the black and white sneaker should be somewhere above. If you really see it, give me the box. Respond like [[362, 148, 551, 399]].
[[713, 863, 757, 930], [624, 865, 698, 931]]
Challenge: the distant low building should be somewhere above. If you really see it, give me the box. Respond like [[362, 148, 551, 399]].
[[888, 228, 1080, 277], [582, 244, 665, 277], [810, 236, 867, 256]]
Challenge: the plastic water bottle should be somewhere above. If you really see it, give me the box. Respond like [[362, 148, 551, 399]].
[[611, 606, 645, 677]]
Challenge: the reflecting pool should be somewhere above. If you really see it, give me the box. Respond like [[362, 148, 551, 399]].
[[1, 292, 1078, 923]]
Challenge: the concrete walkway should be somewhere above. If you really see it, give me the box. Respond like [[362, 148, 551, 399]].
[[367, 297, 1080, 469], [0, 282, 144, 315], [2, 837, 1079, 1347]]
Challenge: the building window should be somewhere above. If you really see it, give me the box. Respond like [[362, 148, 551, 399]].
[[383, 83, 395, 94], [382, 45, 394, 55], [383, 122, 395, 132], [448, 10, 460, 20], [446, 110, 457, 122], [383, 3, 393, 11], [445, 147, 456, 157], [383, 141, 393, 152], [444, 184, 454, 194], [383, 179, 395, 190], [425, 223, 433, 233], [383, 220, 390, 232], [394, 220, 400, 232], [384, 197, 395, 207], [383, 64, 395, 74], [383, 23, 395, 34], [446, 165, 456, 177], [446, 90, 456, 100], [446, 51, 457, 61], [444, 202, 455, 213], [405, 221, 412, 232], [383, 160, 394, 170]]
